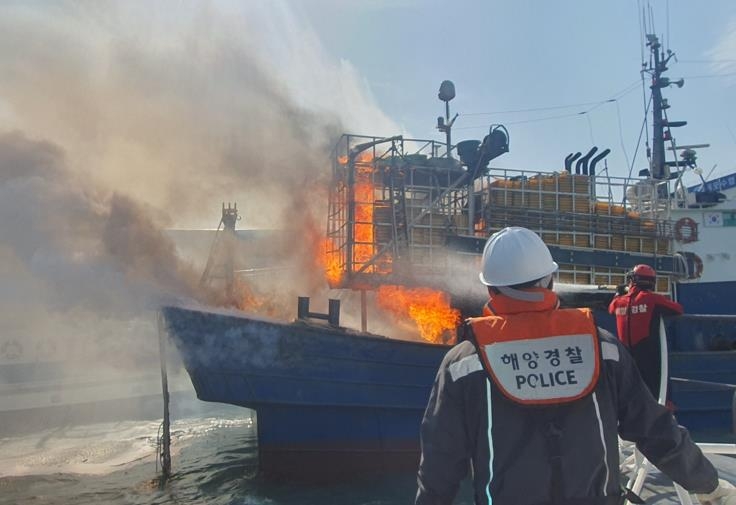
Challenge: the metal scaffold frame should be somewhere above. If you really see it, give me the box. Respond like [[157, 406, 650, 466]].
[[325, 134, 689, 293], [326, 134, 470, 288]]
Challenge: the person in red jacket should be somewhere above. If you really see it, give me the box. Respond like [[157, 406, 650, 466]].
[[608, 264, 683, 400]]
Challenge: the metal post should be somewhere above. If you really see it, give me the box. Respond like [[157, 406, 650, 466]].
[[467, 180, 475, 235], [346, 158, 355, 279], [328, 299, 341, 327], [361, 289, 368, 333], [157, 313, 171, 482], [445, 101, 452, 159], [297, 296, 309, 320], [657, 318, 669, 405]]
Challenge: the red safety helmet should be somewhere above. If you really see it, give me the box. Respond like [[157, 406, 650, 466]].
[[626, 264, 656, 288]]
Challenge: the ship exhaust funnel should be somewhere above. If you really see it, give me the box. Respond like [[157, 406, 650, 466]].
[[575, 147, 598, 175], [564, 152, 582, 172], [588, 148, 611, 176]]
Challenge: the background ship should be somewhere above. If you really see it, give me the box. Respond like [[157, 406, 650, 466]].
[[162, 33, 736, 478], [0, 321, 193, 437]]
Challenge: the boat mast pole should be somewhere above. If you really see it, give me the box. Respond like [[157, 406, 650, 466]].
[[445, 100, 452, 159], [437, 80, 456, 160], [157, 313, 172, 483], [649, 34, 667, 180], [222, 203, 239, 301]]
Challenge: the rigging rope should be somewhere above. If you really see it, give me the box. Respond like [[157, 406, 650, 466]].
[[625, 94, 653, 186]]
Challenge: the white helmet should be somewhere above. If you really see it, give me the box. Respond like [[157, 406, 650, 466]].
[[479, 227, 558, 287]]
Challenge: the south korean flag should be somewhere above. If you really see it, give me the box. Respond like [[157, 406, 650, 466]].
[[704, 212, 723, 227]]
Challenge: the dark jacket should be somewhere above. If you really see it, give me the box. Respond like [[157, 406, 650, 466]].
[[415, 290, 717, 505]]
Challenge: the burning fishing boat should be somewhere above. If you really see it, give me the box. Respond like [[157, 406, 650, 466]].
[[162, 33, 736, 478]]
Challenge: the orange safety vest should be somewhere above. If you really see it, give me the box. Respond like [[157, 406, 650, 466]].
[[469, 289, 601, 406]]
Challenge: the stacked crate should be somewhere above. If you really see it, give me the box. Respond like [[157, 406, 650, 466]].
[[482, 171, 673, 292]]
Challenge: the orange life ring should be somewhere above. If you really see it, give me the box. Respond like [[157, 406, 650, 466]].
[[674, 217, 698, 243]]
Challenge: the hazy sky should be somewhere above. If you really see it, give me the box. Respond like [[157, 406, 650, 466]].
[[1, 0, 734, 226], [291, 0, 736, 184]]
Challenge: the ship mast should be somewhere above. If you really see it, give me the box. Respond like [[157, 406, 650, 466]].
[[646, 34, 685, 180], [200, 203, 240, 301]]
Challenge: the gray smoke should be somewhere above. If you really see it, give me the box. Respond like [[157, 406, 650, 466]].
[[0, 131, 202, 369], [0, 1, 397, 228], [0, 1, 399, 429]]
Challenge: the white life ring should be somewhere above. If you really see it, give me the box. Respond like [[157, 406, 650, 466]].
[[674, 217, 698, 243]]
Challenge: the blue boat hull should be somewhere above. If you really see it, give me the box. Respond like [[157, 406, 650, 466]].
[[162, 305, 444, 477], [162, 305, 735, 477], [677, 282, 736, 316]]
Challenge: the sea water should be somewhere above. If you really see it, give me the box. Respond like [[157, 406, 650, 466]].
[[0, 401, 468, 505], [0, 399, 728, 505]]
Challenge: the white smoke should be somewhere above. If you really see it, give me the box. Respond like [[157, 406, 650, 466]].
[[0, 0, 400, 428], [0, 0, 400, 228]]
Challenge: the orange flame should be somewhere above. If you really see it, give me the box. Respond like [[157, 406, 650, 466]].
[[323, 238, 344, 287], [376, 285, 460, 344], [353, 163, 375, 271], [337, 151, 373, 165], [234, 282, 289, 319], [322, 150, 394, 287]]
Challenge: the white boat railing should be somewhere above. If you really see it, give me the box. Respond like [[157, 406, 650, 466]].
[[622, 319, 736, 505]]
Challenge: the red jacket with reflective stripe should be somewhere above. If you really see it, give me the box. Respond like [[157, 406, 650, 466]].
[[608, 287, 683, 347]]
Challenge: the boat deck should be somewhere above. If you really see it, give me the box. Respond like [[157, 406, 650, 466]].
[[638, 452, 736, 504]]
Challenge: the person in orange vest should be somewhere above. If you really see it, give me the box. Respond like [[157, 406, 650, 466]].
[[608, 264, 684, 400], [415, 227, 735, 505]]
